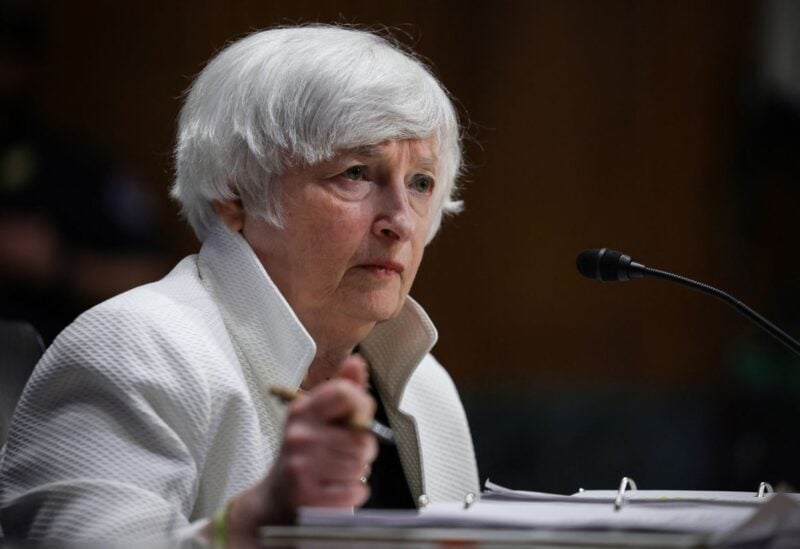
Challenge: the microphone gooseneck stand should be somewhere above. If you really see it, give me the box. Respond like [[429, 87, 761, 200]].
[[577, 248, 800, 358]]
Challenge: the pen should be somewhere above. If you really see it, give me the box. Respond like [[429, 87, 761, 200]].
[[268, 385, 396, 445]]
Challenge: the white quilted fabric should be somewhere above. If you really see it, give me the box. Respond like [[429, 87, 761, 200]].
[[0, 222, 480, 543]]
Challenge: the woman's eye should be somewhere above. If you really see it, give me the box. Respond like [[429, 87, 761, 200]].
[[342, 165, 367, 181], [410, 174, 434, 194]]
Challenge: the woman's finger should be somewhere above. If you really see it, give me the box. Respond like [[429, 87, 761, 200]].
[[283, 426, 376, 478], [336, 353, 369, 389], [310, 479, 370, 508], [292, 378, 375, 426]]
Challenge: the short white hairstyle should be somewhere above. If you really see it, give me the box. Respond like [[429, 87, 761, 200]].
[[172, 25, 463, 242]]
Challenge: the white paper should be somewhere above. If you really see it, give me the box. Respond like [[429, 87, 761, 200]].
[[298, 482, 800, 545], [714, 492, 800, 546], [301, 499, 754, 535]]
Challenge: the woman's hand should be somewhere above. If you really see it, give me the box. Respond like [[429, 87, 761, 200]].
[[216, 355, 378, 545]]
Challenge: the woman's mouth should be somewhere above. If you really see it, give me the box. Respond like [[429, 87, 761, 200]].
[[358, 260, 404, 276]]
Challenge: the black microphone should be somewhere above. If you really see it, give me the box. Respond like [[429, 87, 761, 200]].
[[576, 248, 800, 357]]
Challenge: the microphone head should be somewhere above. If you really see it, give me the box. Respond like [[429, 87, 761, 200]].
[[576, 248, 636, 282]]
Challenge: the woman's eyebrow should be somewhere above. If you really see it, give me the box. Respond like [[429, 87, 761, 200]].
[[417, 157, 437, 172], [351, 145, 381, 157], [343, 145, 437, 173], [347, 145, 437, 172]]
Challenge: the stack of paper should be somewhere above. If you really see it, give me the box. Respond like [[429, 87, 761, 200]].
[[289, 481, 800, 547]]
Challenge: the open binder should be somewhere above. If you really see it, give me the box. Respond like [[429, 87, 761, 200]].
[[482, 477, 780, 507], [266, 477, 800, 548]]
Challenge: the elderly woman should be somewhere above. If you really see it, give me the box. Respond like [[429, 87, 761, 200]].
[[0, 25, 479, 545]]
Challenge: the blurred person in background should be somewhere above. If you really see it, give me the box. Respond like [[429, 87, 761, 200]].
[[0, 25, 480, 547], [0, 3, 169, 343]]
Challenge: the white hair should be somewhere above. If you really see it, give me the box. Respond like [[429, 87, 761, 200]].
[[171, 25, 463, 242]]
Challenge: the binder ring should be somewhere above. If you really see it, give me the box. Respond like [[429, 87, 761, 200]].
[[614, 476, 638, 511]]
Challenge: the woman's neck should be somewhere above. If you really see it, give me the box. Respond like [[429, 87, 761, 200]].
[[297, 309, 377, 390], [300, 347, 353, 391]]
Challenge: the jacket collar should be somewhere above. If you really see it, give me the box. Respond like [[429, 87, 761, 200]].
[[196, 222, 437, 401], [359, 298, 438, 407]]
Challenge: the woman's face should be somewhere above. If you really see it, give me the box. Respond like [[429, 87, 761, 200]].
[[242, 138, 439, 338]]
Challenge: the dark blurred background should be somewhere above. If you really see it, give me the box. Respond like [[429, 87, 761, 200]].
[[2, 0, 798, 494]]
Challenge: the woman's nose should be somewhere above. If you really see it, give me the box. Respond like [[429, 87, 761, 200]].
[[372, 183, 414, 242]]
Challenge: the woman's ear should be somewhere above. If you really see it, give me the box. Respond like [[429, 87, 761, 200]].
[[212, 199, 245, 232]]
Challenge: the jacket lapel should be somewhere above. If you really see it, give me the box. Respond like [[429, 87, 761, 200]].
[[362, 299, 480, 506], [197, 224, 316, 447], [396, 360, 481, 504]]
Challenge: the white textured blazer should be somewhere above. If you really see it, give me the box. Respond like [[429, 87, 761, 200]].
[[0, 224, 480, 542]]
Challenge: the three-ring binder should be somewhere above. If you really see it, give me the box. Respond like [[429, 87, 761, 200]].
[[612, 476, 777, 511]]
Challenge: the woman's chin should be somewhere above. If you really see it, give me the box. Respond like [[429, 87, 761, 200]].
[[339, 292, 407, 326]]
